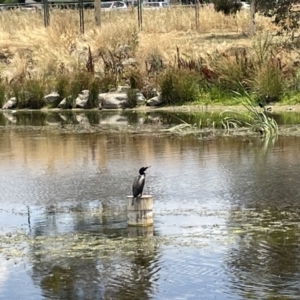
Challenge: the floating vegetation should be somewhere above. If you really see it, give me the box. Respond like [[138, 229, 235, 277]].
[[2, 207, 300, 262]]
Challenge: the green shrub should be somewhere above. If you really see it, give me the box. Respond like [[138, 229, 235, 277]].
[[125, 88, 138, 108], [203, 86, 237, 104], [8, 78, 47, 109], [254, 63, 284, 103], [146, 48, 164, 75], [216, 49, 253, 93], [128, 69, 144, 90], [69, 72, 91, 99], [252, 33, 274, 67], [159, 69, 200, 105], [212, 0, 242, 15], [55, 72, 100, 108], [55, 75, 69, 101], [87, 77, 101, 108], [99, 75, 116, 92], [11, 82, 31, 109], [23, 79, 46, 109]]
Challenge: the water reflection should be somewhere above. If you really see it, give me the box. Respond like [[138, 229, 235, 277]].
[[0, 110, 171, 127], [227, 207, 300, 299], [2, 127, 300, 299], [1, 110, 300, 129], [16, 199, 160, 299], [30, 211, 160, 300]]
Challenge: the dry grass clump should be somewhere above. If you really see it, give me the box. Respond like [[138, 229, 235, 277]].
[[0, 7, 275, 79], [0, 7, 297, 108]]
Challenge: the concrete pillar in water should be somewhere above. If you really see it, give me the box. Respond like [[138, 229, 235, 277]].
[[127, 195, 153, 226]]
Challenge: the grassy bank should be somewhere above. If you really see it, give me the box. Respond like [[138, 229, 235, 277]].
[[0, 7, 299, 109]]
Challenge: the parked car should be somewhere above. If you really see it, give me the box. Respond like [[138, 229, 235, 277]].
[[241, 1, 250, 9], [20, 4, 43, 11], [142, 2, 169, 9], [101, 1, 127, 11]]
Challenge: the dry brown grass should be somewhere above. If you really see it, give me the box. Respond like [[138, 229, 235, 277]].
[[0, 7, 279, 82]]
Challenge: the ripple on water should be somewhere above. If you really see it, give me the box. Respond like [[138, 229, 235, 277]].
[[2, 129, 300, 299]]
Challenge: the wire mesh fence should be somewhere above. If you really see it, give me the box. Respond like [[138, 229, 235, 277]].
[[0, 0, 202, 34]]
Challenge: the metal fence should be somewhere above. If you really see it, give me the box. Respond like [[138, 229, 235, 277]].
[[0, 0, 201, 33]]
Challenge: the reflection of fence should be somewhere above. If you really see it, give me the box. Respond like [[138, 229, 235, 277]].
[[0, 1, 202, 33]]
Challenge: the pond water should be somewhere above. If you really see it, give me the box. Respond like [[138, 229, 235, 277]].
[[1, 111, 300, 299], [2, 109, 300, 128]]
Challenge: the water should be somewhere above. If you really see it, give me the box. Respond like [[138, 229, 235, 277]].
[[1, 109, 300, 128], [1, 111, 300, 299]]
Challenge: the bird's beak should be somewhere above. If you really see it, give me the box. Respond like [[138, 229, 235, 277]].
[[146, 166, 151, 170]]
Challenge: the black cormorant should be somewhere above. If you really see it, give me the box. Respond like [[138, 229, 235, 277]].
[[132, 166, 151, 205]]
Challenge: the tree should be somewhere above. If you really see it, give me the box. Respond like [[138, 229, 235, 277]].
[[252, 0, 300, 36], [212, 0, 242, 15], [0, 0, 18, 3]]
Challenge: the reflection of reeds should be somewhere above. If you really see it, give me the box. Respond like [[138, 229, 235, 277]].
[[166, 112, 223, 133]]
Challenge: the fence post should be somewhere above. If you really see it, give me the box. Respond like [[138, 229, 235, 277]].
[[195, 0, 199, 31], [137, 0, 142, 30], [94, 0, 101, 27], [79, 0, 84, 34], [249, 0, 256, 36], [43, 0, 50, 27]]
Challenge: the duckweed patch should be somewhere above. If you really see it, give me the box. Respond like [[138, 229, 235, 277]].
[[2, 208, 300, 262]]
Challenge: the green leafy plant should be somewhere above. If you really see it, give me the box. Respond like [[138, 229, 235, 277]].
[[10, 79, 45, 109], [254, 62, 284, 103], [99, 75, 117, 92], [236, 90, 278, 136], [87, 77, 101, 108], [128, 69, 143, 90], [217, 53, 253, 93], [55, 75, 69, 102], [159, 69, 200, 105], [25, 79, 46, 109], [256, 0, 300, 36], [125, 88, 138, 108]]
